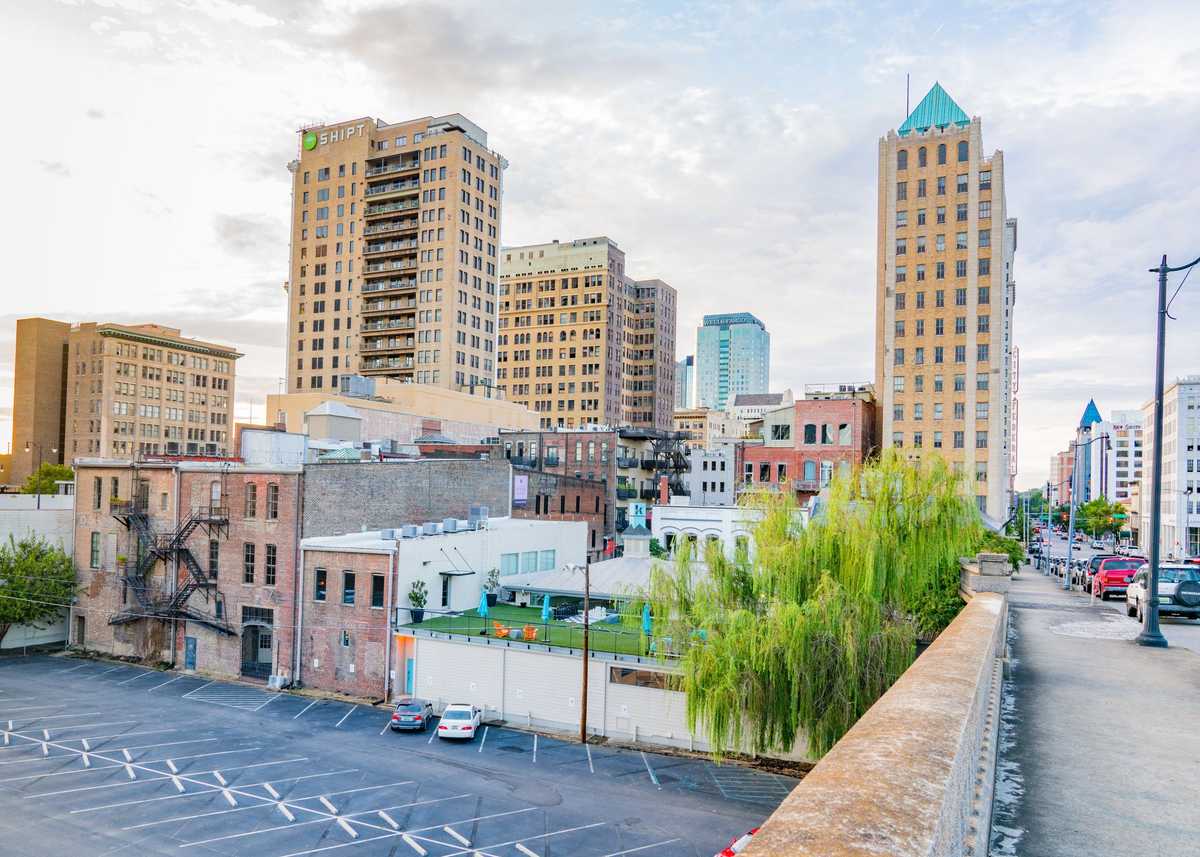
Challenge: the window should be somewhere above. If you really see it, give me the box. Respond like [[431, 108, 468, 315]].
[[916, 265, 926, 281], [893, 376, 905, 393], [893, 404, 904, 420], [914, 347, 925, 365], [893, 431, 904, 448], [955, 317, 967, 335], [243, 543, 255, 584], [821, 424, 835, 444], [955, 287, 967, 306], [896, 210, 908, 227], [895, 292, 905, 310], [979, 201, 991, 219], [914, 374, 924, 392], [895, 320, 905, 338], [896, 265, 906, 283], [804, 423, 817, 444], [539, 550, 556, 571], [90, 532, 100, 568], [896, 238, 907, 255], [315, 568, 327, 601], [976, 431, 989, 449], [609, 667, 677, 689], [954, 402, 966, 419], [933, 431, 943, 448], [838, 423, 851, 444], [934, 403, 944, 420], [208, 539, 219, 578], [956, 260, 967, 277], [913, 431, 923, 448], [820, 461, 833, 486], [759, 461, 771, 482], [917, 208, 927, 226], [777, 463, 787, 482], [957, 174, 968, 193], [917, 178, 927, 198], [934, 345, 944, 363], [935, 289, 945, 308], [937, 143, 947, 165], [897, 181, 907, 200], [371, 574, 385, 608], [976, 402, 990, 419], [913, 403, 924, 420], [916, 236, 927, 254], [978, 286, 990, 304], [245, 483, 257, 518], [956, 232, 968, 250], [936, 176, 946, 195], [521, 551, 538, 572], [342, 571, 356, 605], [957, 140, 969, 162], [934, 375, 944, 392], [897, 150, 908, 170], [976, 462, 988, 482], [915, 319, 924, 336], [918, 147, 927, 167], [977, 374, 990, 391], [954, 431, 965, 449], [978, 315, 991, 333], [956, 203, 968, 222], [955, 345, 966, 363], [803, 460, 817, 481], [894, 348, 904, 366], [771, 423, 792, 441], [977, 343, 990, 362], [915, 291, 925, 308], [265, 544, 277, 586], [93, 477, 102, 510], [979, 229, 991, 248], [266, 483, 279, 519], [936, 206, 946, 224], [979, 170, 992, 190], [500, 552, 519, 576]]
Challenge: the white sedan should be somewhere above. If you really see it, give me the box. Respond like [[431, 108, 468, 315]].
[[437, 703, 482, 740]]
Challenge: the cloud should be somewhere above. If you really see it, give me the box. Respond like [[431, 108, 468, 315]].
[[85, 107, 105, 119], [213, 214, 285, 262], [37, 160, 70, 177]]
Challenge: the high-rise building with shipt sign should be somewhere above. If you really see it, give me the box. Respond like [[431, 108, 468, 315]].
[[874, 82, 1018, 520], [285, 115, 506, 395]]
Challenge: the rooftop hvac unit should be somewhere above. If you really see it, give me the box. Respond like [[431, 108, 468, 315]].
[[422, 522, 441, 536], [469, 504, 489, 523], [380, 528, 396, 540], [442, 518, 458, 533], [400, 525, 420, 539]]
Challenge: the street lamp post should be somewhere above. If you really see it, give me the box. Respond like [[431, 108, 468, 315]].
[[23, 441, 57, 511], [1139, 252, 1200, 648], [567, 562, 592, 743]]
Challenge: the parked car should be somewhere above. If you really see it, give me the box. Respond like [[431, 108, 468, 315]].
[[389, 697, 434, 732], [437, 703, 482, 740], [716, 828, 760, 856], [1126, 564, 1200, 621], [1091, 557, 1145, 599], [1084, 554, 1119, 589], [1090, 539, 1105, 550]]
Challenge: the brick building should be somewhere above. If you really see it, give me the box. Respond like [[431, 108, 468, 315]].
[[71, 459, 302, 681], [513, 468, 609, 561], [741, 392, 878, 498]]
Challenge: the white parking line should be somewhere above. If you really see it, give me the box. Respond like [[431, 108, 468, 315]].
[[182, 680, 215, 697], [515, 844, 539, 857], [640, 752, 661, 789], [0, 704, 72, 715], [117, 671, 160, 686], [586, 743, 594, 774], [441, 821, 607, 857], [532, 733, 538, 763], [70, 768, 357, 813], [379, 720, 392, 736], [60, 664, 90, 674], [148, 675, 185, 692], [334, 705, 357, 728], [443, 826, 471, 846], [427, 725, 438, 744], [604, 841, 682, 856], [7, 711, 101, 724], [478, 725, 488, 752], [255, 693, 284, 711], [23, 751, 283, 796], [294, 699, 319, 719]]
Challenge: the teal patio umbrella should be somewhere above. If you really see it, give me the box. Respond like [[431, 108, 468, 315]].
[[641, 602, 652, 635], [478, 589, 489, 619], [541, 593, 552, 623]]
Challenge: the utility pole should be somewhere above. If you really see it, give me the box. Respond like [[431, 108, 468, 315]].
[[1065, 440, 1080, 589], [579, 560, 591, 743], [1044, 480, 1052, 574], [1139, 252, 1200, 647]]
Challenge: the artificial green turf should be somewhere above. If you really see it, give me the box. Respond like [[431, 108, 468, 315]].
[[400, 603, 648, 656]]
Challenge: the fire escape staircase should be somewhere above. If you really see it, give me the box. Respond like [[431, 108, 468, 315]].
[[109, 502, 235, 635]]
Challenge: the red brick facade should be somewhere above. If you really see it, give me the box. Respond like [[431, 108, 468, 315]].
[[511, 468, 609, 561], [741, 399, 878, 498], [71, 461, 302, 683], [297, 548, 394, 699]]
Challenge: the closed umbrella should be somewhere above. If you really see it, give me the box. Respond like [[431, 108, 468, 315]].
[[641, 602, 652, 635], [478, 589, 489, 620], [541, 593, 552, 623]]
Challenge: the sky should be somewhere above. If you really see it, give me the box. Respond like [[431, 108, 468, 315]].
[[1, 0, 1199, 490]]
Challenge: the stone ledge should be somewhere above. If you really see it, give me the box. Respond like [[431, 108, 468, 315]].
[[743, 591, 1008, 857]]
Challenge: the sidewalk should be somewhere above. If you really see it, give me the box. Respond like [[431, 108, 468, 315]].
[[990, 567, 1200, 856]]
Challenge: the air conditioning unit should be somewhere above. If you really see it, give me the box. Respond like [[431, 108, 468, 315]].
[[442, 518, 458, 533], [422, 522, 441, 536], [400, 525, 420, 539], [469, 504, 489, 523], [380, 528, 396, 540]]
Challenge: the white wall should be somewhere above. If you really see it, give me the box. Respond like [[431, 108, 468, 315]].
[[651, 503, 762, 560], [0, 495, 73, 649]]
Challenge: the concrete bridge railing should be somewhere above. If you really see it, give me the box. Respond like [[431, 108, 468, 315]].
[[744, 552, 1011, 857]]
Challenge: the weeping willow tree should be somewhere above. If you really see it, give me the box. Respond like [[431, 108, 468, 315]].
[[635, 450, 983, 758]]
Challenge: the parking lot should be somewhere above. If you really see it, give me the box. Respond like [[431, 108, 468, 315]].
[[0, 654, 795, 857]]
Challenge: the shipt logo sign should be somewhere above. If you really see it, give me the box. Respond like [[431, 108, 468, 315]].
[[302, 123, 366, 152]]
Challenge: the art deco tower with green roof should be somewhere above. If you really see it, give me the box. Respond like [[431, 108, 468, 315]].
[[874, 82, 1018, 520]]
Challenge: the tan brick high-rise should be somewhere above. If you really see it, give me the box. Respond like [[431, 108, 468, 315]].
[[285, 114, 506, 394], [874, 83, 1018, 519], [497, 237, 676, 430], [7, 319, 240, 480]]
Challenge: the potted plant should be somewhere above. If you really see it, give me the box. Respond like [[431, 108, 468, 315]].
[[116, 554, 128, 570], [484, 568, 501, 607], [408, 579, 428, 623]]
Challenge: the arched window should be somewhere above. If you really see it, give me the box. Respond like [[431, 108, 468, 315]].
[[918, 146, 927, 167], [957, 140, 969, 162], [897, 150, 908, 170], [803, 460, 817, 481], [937, 143, 947, 165]]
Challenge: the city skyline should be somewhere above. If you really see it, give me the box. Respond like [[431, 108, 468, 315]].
[[3, 1, 1200, 490]]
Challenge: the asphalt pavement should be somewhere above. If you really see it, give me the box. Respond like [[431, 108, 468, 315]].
[[0, 654, 794, 857], [990, 557, 1200, 856]]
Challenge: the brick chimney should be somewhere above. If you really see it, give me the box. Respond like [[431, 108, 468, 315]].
[[659, 474, 669, 505]]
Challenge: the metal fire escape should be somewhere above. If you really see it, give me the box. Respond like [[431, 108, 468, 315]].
[[109, 501, 235, 635], [649, 432, 691, 496]]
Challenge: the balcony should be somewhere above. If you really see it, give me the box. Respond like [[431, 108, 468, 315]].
[[640, 458, 659, 470], [794, 479, 820, 493], [616, 487, 637, 500], [364, 239, 418, 256], [616, 456, 638, 469], [509, 456, 539, 469], [362, 299, 417, 316], [639, 487, 659, 501], [365, 159, 419, 177], [364, 179, 419, 198], [363, 218, 418, 237], [364, 259, 417, 274], [362, 318, 415, 332], [365, 199, 419, 217], [360, 337, 414, 353], [361, 278, 416, 295], [361, 356, 415, 371]]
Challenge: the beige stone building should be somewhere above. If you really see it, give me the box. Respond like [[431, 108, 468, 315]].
[[497, 237, 677, 431], [7, 319, 239, 481], [285, 114, 506, 396], [874, 83, 1018, 519], [673, 407, 745, 450]]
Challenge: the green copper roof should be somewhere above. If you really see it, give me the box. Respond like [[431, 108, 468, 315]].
[[898, 82, 970, 136]]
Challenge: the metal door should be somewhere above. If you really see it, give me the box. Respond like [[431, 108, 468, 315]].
[[184, 636, 196, 670]]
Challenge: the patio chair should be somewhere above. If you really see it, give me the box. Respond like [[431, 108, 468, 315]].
[[521, 624, 538, 641], [492, 621, 511, 639]]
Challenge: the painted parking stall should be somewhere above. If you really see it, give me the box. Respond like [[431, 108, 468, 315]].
[[0, 655, 788, 856]]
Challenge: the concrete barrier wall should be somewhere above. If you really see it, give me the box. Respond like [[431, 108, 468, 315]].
[[744, 587, 1008, 857]]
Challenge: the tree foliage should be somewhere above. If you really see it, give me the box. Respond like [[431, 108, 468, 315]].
[[980, 529, 1025, 572], [1077, 496, 1125, 538], [638, 451, 984, 759], [0, 536, 77, 647], [20, 463, 74, 496]]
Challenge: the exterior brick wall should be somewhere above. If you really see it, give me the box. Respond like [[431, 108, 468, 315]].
[[510, 468, 609, 561], [301, 459, 511, 537], [298, 548, 392, 698]]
